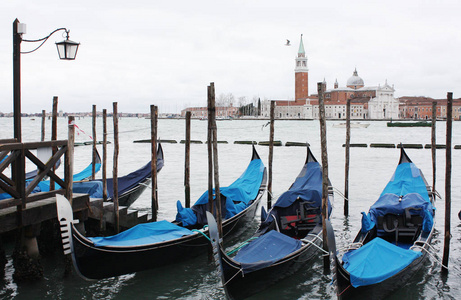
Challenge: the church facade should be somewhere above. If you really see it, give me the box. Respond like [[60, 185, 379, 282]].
[[261, 35, 400, 120]]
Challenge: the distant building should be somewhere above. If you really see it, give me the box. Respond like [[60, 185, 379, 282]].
[[181, 104, 238, 118], [261, 35, 399, 120]]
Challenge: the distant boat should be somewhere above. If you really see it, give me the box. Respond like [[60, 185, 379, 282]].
[[387, 121, 431, 127], [333, 122, 370, 128]]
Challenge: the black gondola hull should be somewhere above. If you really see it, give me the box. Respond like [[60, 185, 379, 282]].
[[72, 191, 263, 280], [220, 229, 323, 300], [335, 235, 431, 300]]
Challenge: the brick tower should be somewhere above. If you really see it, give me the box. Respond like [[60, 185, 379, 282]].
[[295, 34, 308, 102]]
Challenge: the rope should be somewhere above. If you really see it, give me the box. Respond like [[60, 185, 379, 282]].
[[410, 242, 449, 270], [332, 187, 349, 201], [226, 237, 259, 255], [191, 229, 211, 241], [301, 234, 327, 254]]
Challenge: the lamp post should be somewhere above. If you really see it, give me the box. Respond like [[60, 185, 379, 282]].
[[13, 18, 79, 142]]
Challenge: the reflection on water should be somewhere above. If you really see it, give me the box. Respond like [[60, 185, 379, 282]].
[[0, 118, 460, 299]]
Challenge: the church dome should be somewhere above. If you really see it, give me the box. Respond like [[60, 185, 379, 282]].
[[346, 68, 364, 88]]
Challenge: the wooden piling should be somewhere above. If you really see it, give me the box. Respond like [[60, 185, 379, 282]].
[[150, 105, 158, 222], [112, 102, 120, 233], [66, 116, 75, 203], [268, 101, 275, 210], [102, 109, 108, 202], [207, 86, 214, 216], [209, 82, 223, 237], [442, 92, 452, 273], [318, 82, 330, 274], [50, 96, 58, 191], [344, 98, 351, 216], [92, 105, 97, 180], [41, 110, 46, 142], [431, 101, 436, 193], [185, 111, 191, 208]]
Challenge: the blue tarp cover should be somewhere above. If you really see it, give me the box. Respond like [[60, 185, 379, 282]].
[[88, 220, 194, 247], [380, 162, 429, 202], [175, 158, 265, 225], [362, 162, 434, 233], [233, 230, 302, 273], [101, 161, 152, 199], [0, 162, 101, 199], [72, 181, 104, 198], [273, 162, 323, 208], [342, 237, 422, 287]]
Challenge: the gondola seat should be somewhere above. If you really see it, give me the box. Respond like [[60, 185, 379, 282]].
[[377, 211, 423, 244], [278, 201, 320, 238]]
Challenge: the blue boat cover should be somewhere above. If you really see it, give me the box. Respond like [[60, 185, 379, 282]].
[[101, 161, 152, 199], [175, 158, 265, 226], [342, 237, 422, 287], [233, 230, 302, 274], [362, 162, 434, 233], [34, 162, 102, 192], [0, 162, 101, 199], [72, 181, 104, 198], [88, 220, 194, 247], [380, 162, 430, 202], [273, 162, 323, 209]]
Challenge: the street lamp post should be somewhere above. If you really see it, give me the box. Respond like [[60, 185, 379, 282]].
[[12, 18, 79, 142]]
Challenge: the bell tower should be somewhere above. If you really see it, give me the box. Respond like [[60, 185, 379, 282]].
[[295, 34, 308, 102]]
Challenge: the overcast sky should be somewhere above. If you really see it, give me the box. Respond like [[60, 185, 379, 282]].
[[1, 0, 460, 114]]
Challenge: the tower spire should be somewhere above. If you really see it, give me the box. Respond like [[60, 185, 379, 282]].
[[295, 34, 308, 102]]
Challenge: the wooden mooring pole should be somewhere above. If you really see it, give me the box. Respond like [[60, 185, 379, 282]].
[[185, 111, 191, 208], [318, 82, 330, 274], [209, 82, 223, 237], [50, 96, 58, 191], [92, 105, 97, 180], [41, 110, 46, 142], [113, 102, 120, 233], [102, 109, 108, 202], [431, 101, 436, 192], [66, 116, 75, 204], [101, 109, 108, 231], [344, 98, 351, 216], [442, 92, 453, 273], [268, 101, 275, 210], [207, 85, 214, 216], [151, 105, 158, 222]]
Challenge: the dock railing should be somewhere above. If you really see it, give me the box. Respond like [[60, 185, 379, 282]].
[[0, 139, 71, 215]]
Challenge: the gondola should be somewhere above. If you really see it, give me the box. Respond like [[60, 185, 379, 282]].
[[327, 147, 436, 300], [207, 147, 333, 299], [75, 144, 164, 207], [101, 143, 164, 207], [56, 146, 266, 280]]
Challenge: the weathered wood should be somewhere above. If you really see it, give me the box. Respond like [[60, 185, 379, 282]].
[[50, 96, 58, 191], [185, 111, 191, 208], [0, 194, 88, 234], [207, 86, 214, 215], [209, 82, 223, 237], [150, 105, 158, 222], [41, 110, 46, 142], [268, 101, 275, 210], [113, 102, 120, 233], [442, 92, 452, 272], [66, 116, 75, 203], [92, 105, 97, 180], [318, 82, 330, 274], [102, 109, 108, 202], [431, 101, 437, 193], [344, 98, 351, 216]]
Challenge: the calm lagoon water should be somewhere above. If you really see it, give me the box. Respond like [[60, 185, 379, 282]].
[[0, 117, 460, 299]]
